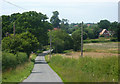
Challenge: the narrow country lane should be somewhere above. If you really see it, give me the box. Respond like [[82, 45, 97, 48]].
[[22, 51, 63, 83]]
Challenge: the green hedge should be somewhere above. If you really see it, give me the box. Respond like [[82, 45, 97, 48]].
[[84, 39, 110, 43], [110, 38, 118, 42], [2, 52, 28, 71]]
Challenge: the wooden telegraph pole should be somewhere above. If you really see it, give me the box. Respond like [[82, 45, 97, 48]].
[[50, 31, 52, 60], [81, 21, 83, 57], [13, 22, 15, 37]]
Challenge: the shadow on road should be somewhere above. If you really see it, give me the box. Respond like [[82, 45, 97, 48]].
[[38, 53, 47, 56], [35, 61, 47, 64]]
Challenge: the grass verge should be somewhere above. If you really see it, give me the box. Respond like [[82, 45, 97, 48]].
[[2, 53, 37, 82], [45, 55, 118, 82]]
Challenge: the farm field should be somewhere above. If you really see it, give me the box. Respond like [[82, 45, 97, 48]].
[[45, 42, 119, 82], [53, 42, 118, 59], [84, 42, 118, 54]]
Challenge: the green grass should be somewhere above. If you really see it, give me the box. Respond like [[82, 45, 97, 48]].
[[46, 55, 118, 82], [63, 50, 73, 53], [2, 62, 34, 82], [2, 53, 37, 83]]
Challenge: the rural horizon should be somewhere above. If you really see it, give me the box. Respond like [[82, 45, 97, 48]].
[[1, 0, 119, 23], [1, 11, 119, 24], [0, 0, 120, 84]]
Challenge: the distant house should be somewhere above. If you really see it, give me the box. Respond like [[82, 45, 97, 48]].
[[48, 28, 60, 31], [99, 29, 110, 37], [86, 23, 94, 27], [53, 28, 59, 30], [87, 24, 91, 27], [74, 25, 78, 27]]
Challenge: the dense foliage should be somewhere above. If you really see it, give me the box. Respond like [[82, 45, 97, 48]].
[[48, 30, 73, 53], [2, 54, 37, 82], [98, 20, 110, 30], [50, 11, 61, 28], [2, 11, 53, 46], [117, 23, 120, 41], [2, 52, 28, 71], [2, 32, 39, 57], [60, 19, 69, 33], [72, 29, 87, 51], [0, 17, 1, 43]]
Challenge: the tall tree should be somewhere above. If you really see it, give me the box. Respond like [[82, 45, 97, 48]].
[[50, 11, 61, 28], [60, 19, 69, 33], [48, 30, 73, 53], [2, 11, 53, 46], [118, 23, 120, 41], [72, 29, 87, 51], [98, 20, 110, 30]]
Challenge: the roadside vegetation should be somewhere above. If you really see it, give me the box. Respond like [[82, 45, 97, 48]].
[[46, 55, 118, 82], [2, 53, 37, 82], [45, 42, 118, 82], [2, 11, 51, 83], [2, 32, 39, 82]]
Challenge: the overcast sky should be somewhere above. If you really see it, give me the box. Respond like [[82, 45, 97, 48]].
[[1, 0, 119, 23]]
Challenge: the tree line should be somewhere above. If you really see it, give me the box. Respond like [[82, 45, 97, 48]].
[[2, 11, 120, 55]]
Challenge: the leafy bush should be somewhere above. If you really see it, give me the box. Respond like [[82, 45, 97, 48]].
[[2, 52, 27, 71], [2, 36, 22, 54], [17, 32, 39, 57], [36, 50, 43, 56], [36, 50, 43, 54], [30, 54, 37, 62], [2, 32, 39, 57], [16, 52, 28, 64]]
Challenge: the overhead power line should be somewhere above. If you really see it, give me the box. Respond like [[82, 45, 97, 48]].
[[3, 0, 26, 10]]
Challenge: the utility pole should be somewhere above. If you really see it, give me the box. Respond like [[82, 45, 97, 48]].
[[13, 22, 15, 37], [50, 31, 52, 60], [81, 21, 83, 57]]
